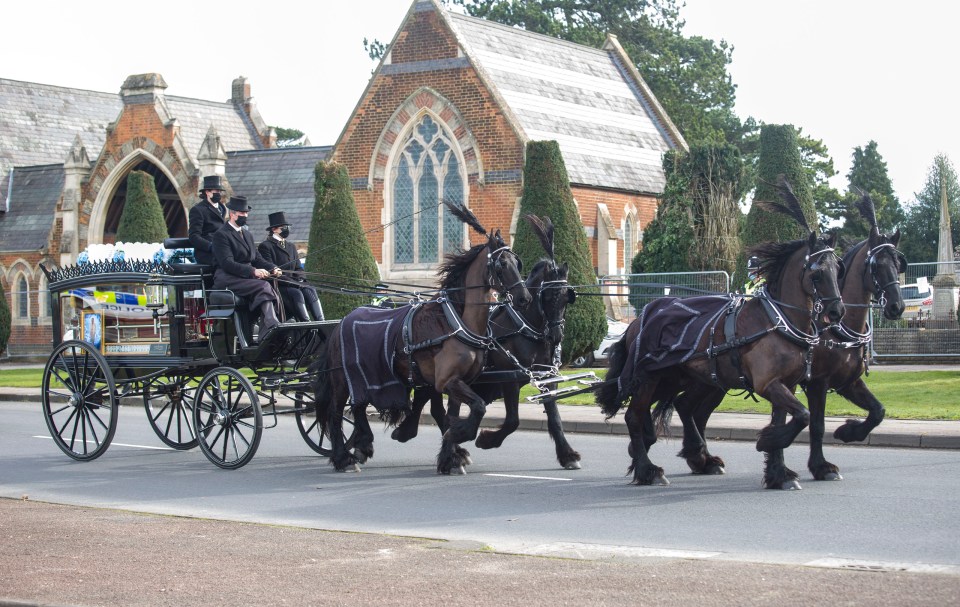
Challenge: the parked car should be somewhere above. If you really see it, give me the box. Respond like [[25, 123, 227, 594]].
[[572, 316, 629, 367], [901, 282, 933, 320]]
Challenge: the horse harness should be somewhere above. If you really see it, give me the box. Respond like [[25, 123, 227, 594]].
[[699, 245, 840, 394]]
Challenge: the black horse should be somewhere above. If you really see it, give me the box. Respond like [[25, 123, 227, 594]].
[[596, 178, 846, 490], [315, 203, 531, 474], [804, 193, 905, 480], [390, 215, 581, 470], [652, 192, 906, 484]]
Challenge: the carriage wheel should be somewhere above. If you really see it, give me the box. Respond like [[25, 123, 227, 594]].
[[42, 340, 118, 461], [293, 391, 356, 456], [193, 367, 262, 469], [143, 374, 199, 450]]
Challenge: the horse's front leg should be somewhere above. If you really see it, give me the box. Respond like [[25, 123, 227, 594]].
[[391, 387, 430, 443], [437, 378, 485, 475], [805, 379, 841, 481], [444, 394, 472, 466], [543, 398, 581, 470], [756, 382, 809, 490], [833, 377, 886, 443], [326, 381, 360, 472], [475, 382, 520, 450]]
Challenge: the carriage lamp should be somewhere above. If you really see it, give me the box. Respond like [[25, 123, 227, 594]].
[[145, 276, 166, 335]]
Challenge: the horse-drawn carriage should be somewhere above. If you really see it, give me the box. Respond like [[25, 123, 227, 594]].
[[39, 238, 349, 469]]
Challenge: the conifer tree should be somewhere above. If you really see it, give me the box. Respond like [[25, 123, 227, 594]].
[[0, 280, 10, 356], [512, 141, 606, 364], [742, 124, 815, 249], [116, 171, 169, 243], [306, 161, 380, 318], [841, 140, 905, 239]]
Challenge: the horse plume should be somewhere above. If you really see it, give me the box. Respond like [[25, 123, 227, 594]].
[[443, 200, 486, 236], [854, 190, 878, 230], [753, 175, 814, 234], [524, 214, 555, 259]]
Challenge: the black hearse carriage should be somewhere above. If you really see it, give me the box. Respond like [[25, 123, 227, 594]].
[[39, 238, 346, 469]]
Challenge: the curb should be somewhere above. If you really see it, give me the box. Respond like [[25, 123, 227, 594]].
[[4, 390, 959, 450]]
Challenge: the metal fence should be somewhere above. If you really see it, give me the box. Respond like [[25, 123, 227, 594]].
[[597, 271, 731, 322], [871, 261, 960, 360]]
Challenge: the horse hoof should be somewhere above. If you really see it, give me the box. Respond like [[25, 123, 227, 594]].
[[823, 472, 843, 481], [457, 466, 467, 475], [653, 476, 670, 486], [781, 479, 802, 490], [463, 455, 473, 466], [705, 466, 725, 475], [563, 461, 582, 470], [336, 464, 361, 473]]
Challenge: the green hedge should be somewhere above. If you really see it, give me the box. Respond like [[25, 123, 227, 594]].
[[512, 141, 606, 363], [116, 171, 169, 243], [0, 280, 10, 356], [306, 162, 380, 319]]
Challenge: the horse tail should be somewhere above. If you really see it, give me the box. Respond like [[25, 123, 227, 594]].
[[308, 329, 336, 429], [594, 331, 630, 418], [652, 394, 675, 437]]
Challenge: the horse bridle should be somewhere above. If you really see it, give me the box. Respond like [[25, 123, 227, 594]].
[[803, 246, 843, 319], [864, 242, 905, 308], [487, 245, 524, 297]]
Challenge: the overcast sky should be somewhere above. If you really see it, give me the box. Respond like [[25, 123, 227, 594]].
[[3, 0, 957, 205]]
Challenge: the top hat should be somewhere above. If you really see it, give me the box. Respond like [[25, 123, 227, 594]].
[[225, 195, 251, 212], [266, 212, 289, 230], [200, 175, 224, 191]]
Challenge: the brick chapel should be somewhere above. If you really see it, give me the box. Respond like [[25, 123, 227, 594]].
[[0, 0, 684, 356]]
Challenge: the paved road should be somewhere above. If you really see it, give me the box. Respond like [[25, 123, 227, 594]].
[[4, 401, 960, 606]]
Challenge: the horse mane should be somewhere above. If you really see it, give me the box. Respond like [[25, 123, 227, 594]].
[[525, 258, 554, 288], [747, 238, 808, 298], [841, 239, 868, 270], [437, 242, 488, 309], [753, 175, 814, 233]]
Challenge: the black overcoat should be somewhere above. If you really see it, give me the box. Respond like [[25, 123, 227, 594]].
[[257, 237, 304, 279], [211, 224, 278, 311], [188, 200, 226, 266]]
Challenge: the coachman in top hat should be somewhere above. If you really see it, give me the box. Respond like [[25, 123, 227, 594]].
[[258, 211, 324, 321], [188, 174, 227, 267], [211, 195, 282, 339]]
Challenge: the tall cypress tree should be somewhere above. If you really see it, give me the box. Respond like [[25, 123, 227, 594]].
[[742, 124, 815, 249], [842, 140, 905, 238], [0, 280, 10, 356], [116, 171, 169, 243], [512, 141, 606, 364], [306, 161, 380, 319]]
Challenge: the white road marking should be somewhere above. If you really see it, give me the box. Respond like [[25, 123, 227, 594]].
[[33, 436, 173, 451], [805, 557, 960, 575], [484, 473, 572, 481]]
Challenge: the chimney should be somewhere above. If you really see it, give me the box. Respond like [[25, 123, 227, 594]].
[[120, 73, 168, 105]]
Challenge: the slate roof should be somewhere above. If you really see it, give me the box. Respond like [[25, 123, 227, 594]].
[[225, 146, 332, 238], [442, 9, 684, 194], [0, 77, 265, 205], [0, 164, 64, 252], [0, 78, 119, 202]]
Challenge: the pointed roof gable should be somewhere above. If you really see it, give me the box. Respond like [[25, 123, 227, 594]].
[[438, 6, 686, 194]]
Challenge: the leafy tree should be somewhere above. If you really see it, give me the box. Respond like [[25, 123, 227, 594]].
[[742, 124, 815, 251], [512, 141, 606, 363], [306, 161, 381, 318], [272, 127, 305, 142], [840, 141, 905, 238], [0, 280, 10, 356], [116, 171, 169, 243], [899, 154, 960, 264], [366, 0, 742, 146]]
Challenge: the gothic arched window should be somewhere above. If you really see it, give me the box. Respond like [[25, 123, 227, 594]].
[[392, 114, 466, 266], [624, 216, 635, 270], [16, 275, 29, 318]]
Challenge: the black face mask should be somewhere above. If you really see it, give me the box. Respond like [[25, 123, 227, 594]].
[[235, 216, 248, 227], [279, 228, 290, 239], [210, 192, 222, 204]]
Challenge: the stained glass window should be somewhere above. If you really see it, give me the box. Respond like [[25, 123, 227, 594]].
[[391, 113, 466, 266]]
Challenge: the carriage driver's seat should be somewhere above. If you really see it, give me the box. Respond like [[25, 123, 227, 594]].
[[202, 290, 255, 351]]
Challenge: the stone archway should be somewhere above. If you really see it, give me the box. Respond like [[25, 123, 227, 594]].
[[102, 160, 186, 243]]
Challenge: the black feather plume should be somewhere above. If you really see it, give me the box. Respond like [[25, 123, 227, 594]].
[[753, 175, 813, 233], [854, 191, 878, 229], [443, 200, 486, 235], [524, 214, 555, 259]]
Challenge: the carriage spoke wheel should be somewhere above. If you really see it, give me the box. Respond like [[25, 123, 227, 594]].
[[42, 340, 117, 461], [193, 367, 262, 469], [143, 374, 199, 450], [293, 391, 356, 457]]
